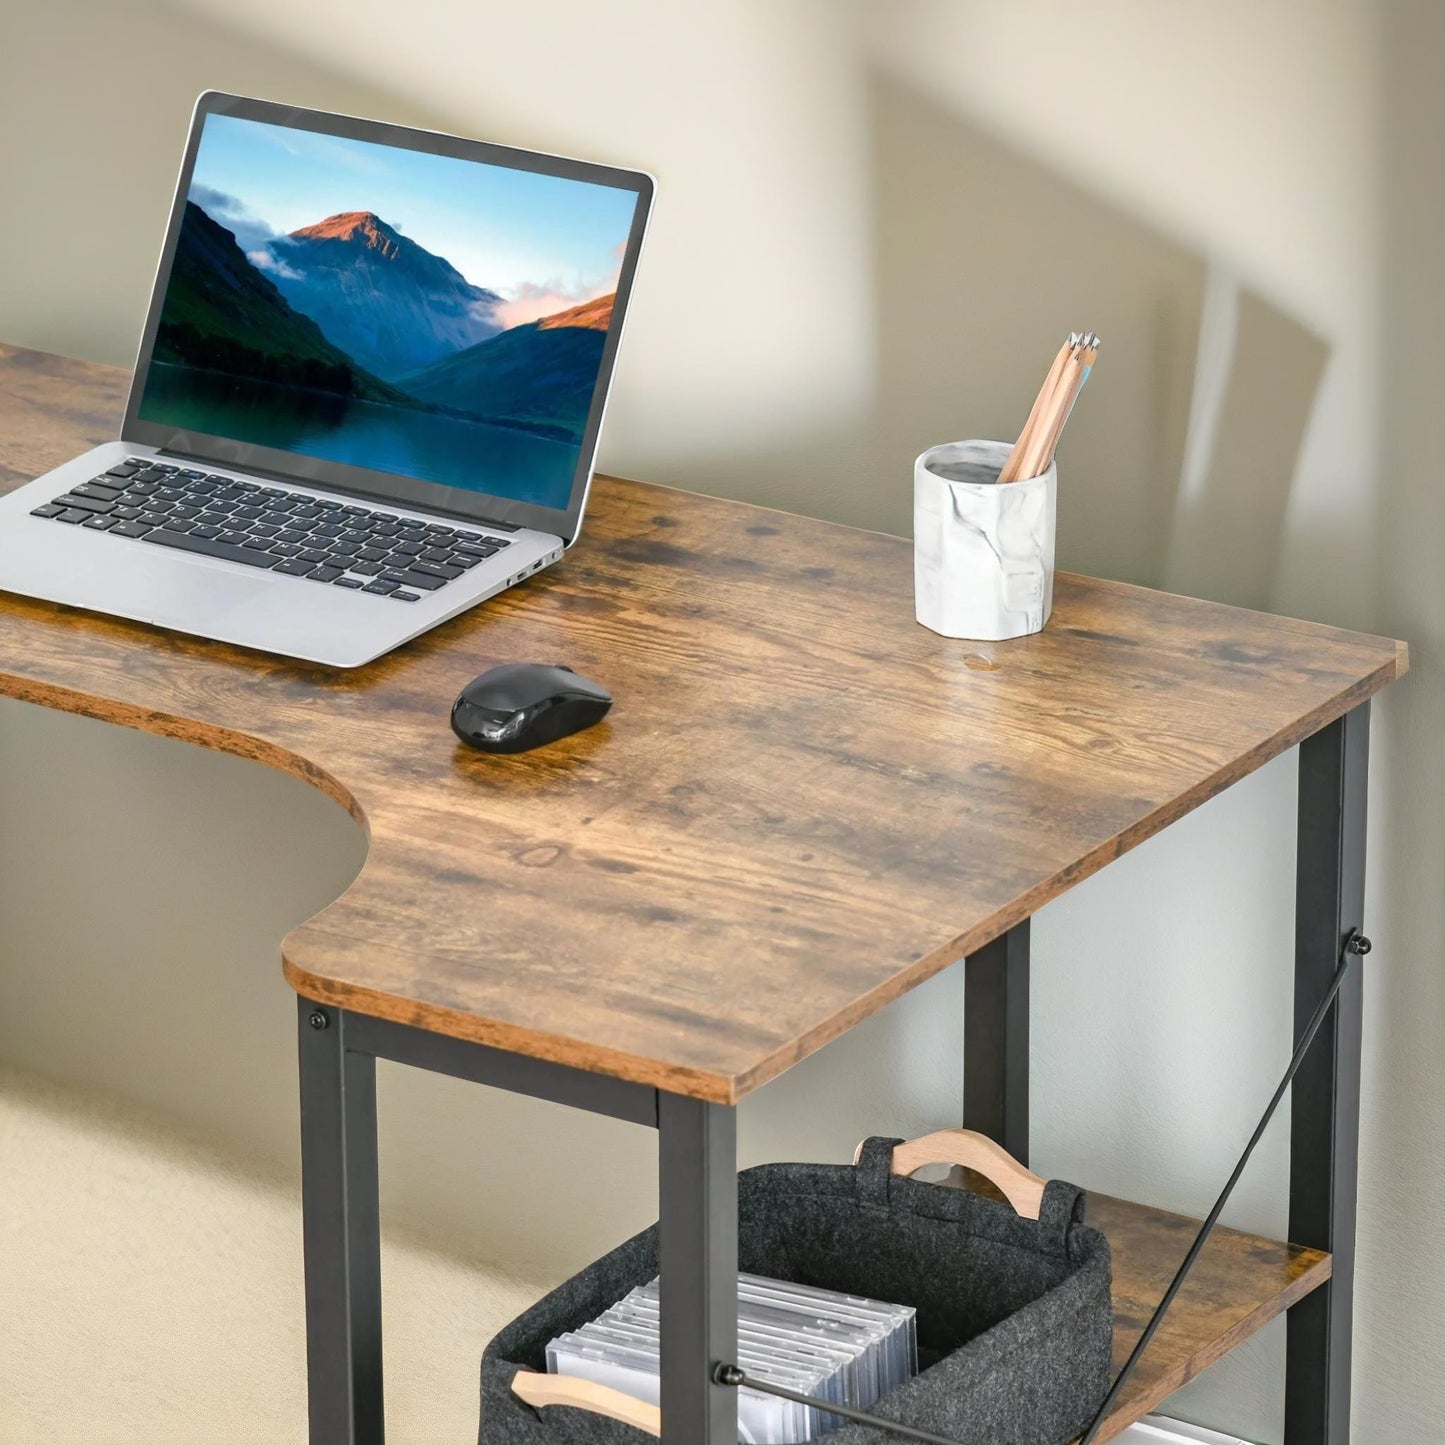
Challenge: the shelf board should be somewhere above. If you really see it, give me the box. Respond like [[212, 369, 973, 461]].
[[950, 1173, 1331, 1443]]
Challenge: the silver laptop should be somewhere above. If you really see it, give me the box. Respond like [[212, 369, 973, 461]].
[[0, 93, 653, 667]]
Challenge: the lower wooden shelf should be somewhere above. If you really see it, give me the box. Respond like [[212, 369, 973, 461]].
[[1082, 1190, 1329, 1441], [951, 1173, 1331, 1443]]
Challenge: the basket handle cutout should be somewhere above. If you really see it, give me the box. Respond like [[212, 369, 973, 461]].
[[511, 1369, 662, 1435], [853, 1128, 1047, 1220]]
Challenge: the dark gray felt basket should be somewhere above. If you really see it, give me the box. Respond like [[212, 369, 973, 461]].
[[480, 1137, 1113, 1445]]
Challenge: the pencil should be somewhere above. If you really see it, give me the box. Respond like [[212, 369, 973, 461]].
[[1019, 338, 1085, 481], [999, 334, 1075, 483], [1039, 335, 1098, 472]]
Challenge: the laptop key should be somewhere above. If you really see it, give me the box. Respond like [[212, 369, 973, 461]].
[[272, 558, 314, 576], [270, 542, 302, 557], [333, 577, 364, 589], [53, 493, 114, 514], [450, 553, 481, 569], [242, 537, 275, 551], [191, 525, 221, 539], [162, 518, 193, 532], [217, 530, 250, 546], [139, 512, 169, 527], [74, 482, 125, 502], [363, 579, 400, 594], [455, 543, 499, 559], [299, 549, 330, 564], [105, 464, 140, 479], [110, 521, 153, 538], [113, 506, 143, 520], [389, 569, 447, 591], [307, 566, 345, 582], [82, 514, 118, 530], [421, 547, 454, 564], [388, 590, 421, 602], [350, 561, 385, 576], [142, 529, 280, 569], [410, 561, 463, 581], [30, 503, 64, 518]]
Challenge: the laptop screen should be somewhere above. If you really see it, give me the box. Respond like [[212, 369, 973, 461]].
[[128, 100, 650, 530]]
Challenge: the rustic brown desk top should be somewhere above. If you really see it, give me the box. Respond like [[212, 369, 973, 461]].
[[0, 344, 1408, 1103]]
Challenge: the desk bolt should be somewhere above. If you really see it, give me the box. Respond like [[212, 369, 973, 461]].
[[308, 1009, 330, 1030], [1347, 935, 1372, 956]]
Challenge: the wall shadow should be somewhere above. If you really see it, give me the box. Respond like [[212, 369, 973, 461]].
[[1164, 287, 1328, 608], [866, 66, 1328, 595]]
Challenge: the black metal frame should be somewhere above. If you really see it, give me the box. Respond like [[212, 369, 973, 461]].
[[1287, 704, 1369, 1444], [297, 1003, 738, 1444], [963, 920, 1031, 1164], [299, 703, 1369, 1443], [962, 703, 1370, 1444]]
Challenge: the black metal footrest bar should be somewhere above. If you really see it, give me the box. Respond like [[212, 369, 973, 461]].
[[715, 930, 1372, 1445]]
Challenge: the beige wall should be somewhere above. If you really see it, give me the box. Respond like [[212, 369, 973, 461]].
[[2, 1, 1441, 1441]]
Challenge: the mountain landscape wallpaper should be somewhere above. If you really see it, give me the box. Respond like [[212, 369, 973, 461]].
[[137, 113, 639, 510]]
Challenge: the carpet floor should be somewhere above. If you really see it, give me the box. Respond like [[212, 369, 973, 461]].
[[0, 1063, 546, 1443]]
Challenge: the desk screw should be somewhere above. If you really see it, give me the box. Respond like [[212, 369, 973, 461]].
[[309, 1009, 329, 1030], [1347, 934, 1372, 956]]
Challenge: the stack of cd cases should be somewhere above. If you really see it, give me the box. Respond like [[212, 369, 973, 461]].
[[545, 1272, 918, 1443]]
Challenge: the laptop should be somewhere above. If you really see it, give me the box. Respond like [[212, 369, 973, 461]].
[[0, 93, 653, 667]]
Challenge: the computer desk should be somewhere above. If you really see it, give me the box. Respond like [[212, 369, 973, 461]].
[[0, 341, 1408, 1444]]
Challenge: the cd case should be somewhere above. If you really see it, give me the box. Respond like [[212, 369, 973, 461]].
[[545, 1273, 918, 1443]]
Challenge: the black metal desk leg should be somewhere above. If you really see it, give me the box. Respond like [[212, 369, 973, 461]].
[[1287, 703, 1369, 1445], [963, 921, 1031, 1163], [658, 1094, 738, 1443], [298, 1000, 385, 1445]]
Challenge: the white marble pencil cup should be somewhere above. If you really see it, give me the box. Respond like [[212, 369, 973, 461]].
[[913, 439, 1056, 642]]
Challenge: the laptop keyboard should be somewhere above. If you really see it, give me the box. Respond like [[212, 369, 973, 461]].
[[30, 457, 515, 601]]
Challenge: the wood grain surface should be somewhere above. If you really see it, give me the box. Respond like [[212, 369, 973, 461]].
[[0, 344, 1408, 1102], [947, 1169, 1329, 1441], [1085, 1191, 1329, 1441]]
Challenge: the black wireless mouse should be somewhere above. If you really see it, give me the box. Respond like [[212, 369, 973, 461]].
[[451, 662, 613, 754]]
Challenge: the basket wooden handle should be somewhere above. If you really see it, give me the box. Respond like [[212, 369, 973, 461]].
[[854, 1128, 1047, 1221], [511, 1369, 662, 1435]]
